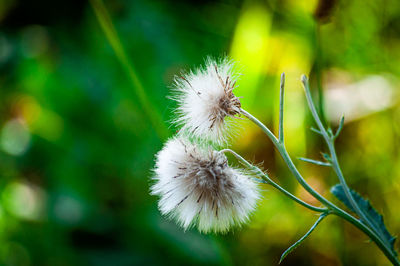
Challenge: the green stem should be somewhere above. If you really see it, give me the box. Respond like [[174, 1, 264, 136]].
[[301, 75, 392, 248], [220, 149, 326, 213], [332, 210, 400, 266], [280, 212, 330, 263], [241, 108, 400, 265], [241, 109, 331, 206]]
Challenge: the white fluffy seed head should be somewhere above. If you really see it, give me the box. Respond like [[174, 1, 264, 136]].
[[151, 137, 260, 234], [171, 57, 242, 145]]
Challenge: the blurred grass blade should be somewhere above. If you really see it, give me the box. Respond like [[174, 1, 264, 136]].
[[279, 212, 328, 264], [89, 0, 168, 140]]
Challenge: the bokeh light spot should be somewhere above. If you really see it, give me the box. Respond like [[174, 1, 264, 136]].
[[2, 181, 46, 221], [1, 119, 31, 156], [53, 195, 84, 225]]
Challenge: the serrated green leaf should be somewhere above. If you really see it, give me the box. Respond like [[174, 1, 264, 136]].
[[331, 184, 397, 255]]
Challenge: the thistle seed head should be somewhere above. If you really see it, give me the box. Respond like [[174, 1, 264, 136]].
[[171, 57, 242, 145], [151, 137, 260, 233]]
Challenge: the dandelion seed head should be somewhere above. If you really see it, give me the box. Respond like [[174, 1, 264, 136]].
[[151, 137, 260, 233], [171, 57, 242, 145]]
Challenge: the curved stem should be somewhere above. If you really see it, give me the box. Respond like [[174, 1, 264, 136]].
[[220, 149, 326, 213], [302, 75, 364, 217], [333, 210, 400, 266], [241, 109, 332, 207], [280, 211, 330, 263], [241, 108, 400, 265], [301, 75, 393, 251]]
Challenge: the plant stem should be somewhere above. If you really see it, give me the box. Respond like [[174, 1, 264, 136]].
[[332, 209, 400, 266], [280, 211, 330, 263], [241, 108, 400, 265], [301, 75, 393, 251], [220, 149, 326, 213], [241, 109, 331, 206]]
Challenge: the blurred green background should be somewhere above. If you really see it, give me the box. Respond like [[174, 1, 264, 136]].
[[0, 0, 400, 265]]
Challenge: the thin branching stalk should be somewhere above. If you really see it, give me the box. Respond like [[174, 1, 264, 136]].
[[220, 149, 326, 213], [301, 75, 396, 255], [241, 109, 333, 207], [241, 105, 400, 266], [301, 76, 364, 218], [279, 212, 330, 263]]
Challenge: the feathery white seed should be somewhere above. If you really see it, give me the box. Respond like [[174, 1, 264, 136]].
[[151, 137, 260, 233], [171, 57, 242, 145]]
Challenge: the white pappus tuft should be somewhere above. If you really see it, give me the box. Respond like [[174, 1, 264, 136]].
[[151, 136, 260, 233], [171, 57, 242, 145]]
